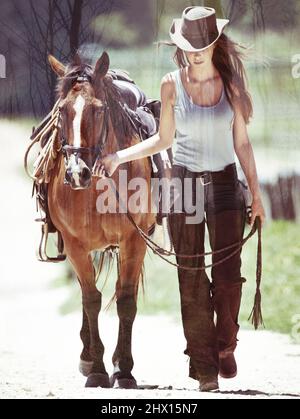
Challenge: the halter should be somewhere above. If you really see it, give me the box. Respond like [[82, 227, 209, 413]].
[[58, 71, 110, 170]]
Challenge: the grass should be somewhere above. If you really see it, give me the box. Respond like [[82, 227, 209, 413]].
[[56, 220, 300, 339], [241, 220, 300, 336]]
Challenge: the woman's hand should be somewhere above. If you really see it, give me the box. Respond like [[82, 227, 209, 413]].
[[250, 196, 266, 229], [92, 153, 120, 178]]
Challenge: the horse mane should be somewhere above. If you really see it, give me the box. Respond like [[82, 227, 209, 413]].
[[56, 62, 137, 148], [101, 78, 137, 148]]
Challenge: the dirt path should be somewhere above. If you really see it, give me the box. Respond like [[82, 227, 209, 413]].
[[0, 120, 299, 399], [0, 291, 300, 399]]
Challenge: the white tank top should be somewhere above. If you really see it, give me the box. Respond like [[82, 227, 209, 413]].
[[172, 68, 235, 172]]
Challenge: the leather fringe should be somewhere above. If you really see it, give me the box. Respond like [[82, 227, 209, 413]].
[[248, 217, 264, 330]]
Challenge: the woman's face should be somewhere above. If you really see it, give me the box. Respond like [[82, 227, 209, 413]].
[[184, 44, 215, 67]]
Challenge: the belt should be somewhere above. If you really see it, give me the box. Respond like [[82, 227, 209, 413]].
[[197, 163, 238, 186]]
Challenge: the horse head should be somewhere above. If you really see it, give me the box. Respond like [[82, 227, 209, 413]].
[[48, 52, 111, 190]]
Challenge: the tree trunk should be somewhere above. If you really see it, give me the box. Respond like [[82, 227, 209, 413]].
[[70, 0, 84, 54]]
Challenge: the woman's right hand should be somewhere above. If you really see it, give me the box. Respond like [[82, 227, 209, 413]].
[[250, 196, 266, 229], [92, 153, 120, 178]]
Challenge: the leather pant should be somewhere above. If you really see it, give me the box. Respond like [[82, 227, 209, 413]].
[[167, 164, 247, 379]]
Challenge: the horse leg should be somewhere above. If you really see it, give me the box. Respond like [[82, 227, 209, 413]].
[[78, 308, 93, 377], [65, 241, 110, 388], [111, 234, 146, 389]]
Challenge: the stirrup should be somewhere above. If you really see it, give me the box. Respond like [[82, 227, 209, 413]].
[[36, 220, 66, 263]]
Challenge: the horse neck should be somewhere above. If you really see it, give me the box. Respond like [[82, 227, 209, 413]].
[[104, 115, 140, 155], [104, 116, 121, 154]]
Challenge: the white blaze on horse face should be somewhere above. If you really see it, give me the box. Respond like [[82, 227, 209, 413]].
[[73, 95, 85, 147], [67, 154, 81, 187]]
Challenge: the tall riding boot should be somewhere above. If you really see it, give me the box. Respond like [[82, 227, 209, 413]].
[[211, 277, 246, 378], [206, 208, 246, 378], [211, 277, 246, 354]]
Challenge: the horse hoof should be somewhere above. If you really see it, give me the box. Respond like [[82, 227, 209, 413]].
[[85, 373, 110, 388], [79, 359, 93, 377], [110, 374, 138, 390]]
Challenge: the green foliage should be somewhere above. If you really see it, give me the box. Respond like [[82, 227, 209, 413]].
[[92, 13, 139, 48], [240, 221, 300, 337]]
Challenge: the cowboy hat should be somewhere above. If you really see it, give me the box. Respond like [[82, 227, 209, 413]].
[[169, 6, 229, 52]]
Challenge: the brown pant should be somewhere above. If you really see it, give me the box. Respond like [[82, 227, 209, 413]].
[[167, 164, 246, 379]]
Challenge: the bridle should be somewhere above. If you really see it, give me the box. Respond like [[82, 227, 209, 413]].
[[58, 71, 110, 172]]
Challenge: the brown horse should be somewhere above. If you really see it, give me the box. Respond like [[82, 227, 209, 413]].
[[47, 52, 155, 388]]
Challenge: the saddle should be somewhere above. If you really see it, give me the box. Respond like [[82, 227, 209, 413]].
[[109, 70, 160, 140]]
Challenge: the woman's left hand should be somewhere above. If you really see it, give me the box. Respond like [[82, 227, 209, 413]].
[[92, 153, 120, 178], [250, 196, 266, 229]]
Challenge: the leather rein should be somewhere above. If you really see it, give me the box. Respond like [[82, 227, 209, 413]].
[[58, 71, 261, 273], [57, 73, 263, 329]]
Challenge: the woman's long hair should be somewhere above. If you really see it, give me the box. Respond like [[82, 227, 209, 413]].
[[160, 34, 253, 124]]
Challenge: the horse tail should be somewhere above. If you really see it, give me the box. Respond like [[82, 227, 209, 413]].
[[93, 248, 115, 286]]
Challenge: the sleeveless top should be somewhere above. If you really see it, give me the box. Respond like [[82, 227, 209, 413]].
[[172, 68, 235, 173]]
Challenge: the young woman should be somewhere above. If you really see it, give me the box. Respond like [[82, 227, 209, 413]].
[[93, 6, 266, 392]]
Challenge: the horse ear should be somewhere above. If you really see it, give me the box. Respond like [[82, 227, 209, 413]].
[[94, 51, 110, 80], [48, 55, 66, 77]]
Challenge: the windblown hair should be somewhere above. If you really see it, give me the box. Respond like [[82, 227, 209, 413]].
[[56, 62, 136, 146], [159, 33, 253, 124]]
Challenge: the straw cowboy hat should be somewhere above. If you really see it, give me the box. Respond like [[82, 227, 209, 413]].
[[169, 6, 229, 52]]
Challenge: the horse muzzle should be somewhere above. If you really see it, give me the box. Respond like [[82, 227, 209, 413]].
[[64, 155, 92, 190]]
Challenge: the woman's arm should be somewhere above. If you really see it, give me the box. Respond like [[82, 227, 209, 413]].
[[232, 102, 266, 227], [93, 74, 176, 177]]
